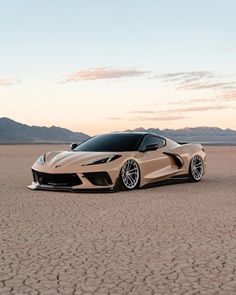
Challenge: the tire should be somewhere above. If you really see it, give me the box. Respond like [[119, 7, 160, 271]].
[[118, 159, 140, 191], [189, 155, 204, 182]]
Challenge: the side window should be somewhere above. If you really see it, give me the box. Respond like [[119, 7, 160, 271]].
[[139, 135, 165, 150]]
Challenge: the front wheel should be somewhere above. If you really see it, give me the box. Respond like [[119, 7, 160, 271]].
[[189, 155, 204, 182], [119, 159, 140, 190]]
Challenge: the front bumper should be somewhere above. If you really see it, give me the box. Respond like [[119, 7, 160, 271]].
[[28, 169, 116, 192]]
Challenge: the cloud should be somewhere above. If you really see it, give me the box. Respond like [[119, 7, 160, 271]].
[[169, 98, 216, 105], [64, 67, 148, 82], [0, 78, 20, 86], [128, 115, 185, 121], [169, 90, 236, 105], [107, 114, 185, 122], [154, 71, 236, 91], [107, 116, 123, 120], [178, 82, 235, 90], [127, 104, 231, 117], [107, 103, 232, 123], [129, 110, 156, 114], [154, 71, 220, 86], [156, 71, 215, 83], [218, 90, 236, 101], [161, 105, 231, 114]]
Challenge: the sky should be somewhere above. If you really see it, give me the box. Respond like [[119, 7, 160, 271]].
[[0, 0, 236, 135]]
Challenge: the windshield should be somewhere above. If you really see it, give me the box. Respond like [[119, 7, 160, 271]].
[[74, 133, 144, 152]]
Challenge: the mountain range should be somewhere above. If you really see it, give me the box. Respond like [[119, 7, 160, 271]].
[[0, 117, 236, 144], [125, 127, 236, 144], [0, 117, 89, 143]]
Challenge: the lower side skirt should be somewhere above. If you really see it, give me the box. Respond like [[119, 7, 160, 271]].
[[142, 174, 190, 189]]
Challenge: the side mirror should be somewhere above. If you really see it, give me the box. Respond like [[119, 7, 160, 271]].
[[140, 143, 159, 152], [70, 142, 79, 150]]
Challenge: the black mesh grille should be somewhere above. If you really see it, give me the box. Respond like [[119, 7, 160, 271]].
[[32, 169, 82, 187]]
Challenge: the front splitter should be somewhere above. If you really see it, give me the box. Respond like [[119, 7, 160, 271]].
[[27, 183, 115, 193]]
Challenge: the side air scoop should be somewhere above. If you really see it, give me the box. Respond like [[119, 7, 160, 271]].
[[163, 152, 184, 169]]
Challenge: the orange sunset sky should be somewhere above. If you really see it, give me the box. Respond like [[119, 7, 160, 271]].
[[1, 0, 236, 135]]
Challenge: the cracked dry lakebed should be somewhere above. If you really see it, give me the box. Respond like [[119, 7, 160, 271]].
[[0, 145, 236, 295]]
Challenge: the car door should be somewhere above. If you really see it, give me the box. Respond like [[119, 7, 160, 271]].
[[138, 135, 173, 184]]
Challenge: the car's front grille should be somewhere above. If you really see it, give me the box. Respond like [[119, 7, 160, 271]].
[[32, 169, 82, 187]]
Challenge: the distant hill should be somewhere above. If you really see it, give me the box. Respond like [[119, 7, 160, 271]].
[[125, 127, 236, 144], [0, 117, 90, 143], [0, 117, 236, 144]]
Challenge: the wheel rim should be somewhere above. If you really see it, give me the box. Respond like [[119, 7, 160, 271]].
[[191, 155, 203, 181], [121, 159, 139, 189]]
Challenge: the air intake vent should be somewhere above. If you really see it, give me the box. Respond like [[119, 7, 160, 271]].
[[83, 172, 112, 186]]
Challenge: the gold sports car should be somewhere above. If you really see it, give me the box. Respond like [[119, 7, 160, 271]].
[[28, 132, 206, 192]]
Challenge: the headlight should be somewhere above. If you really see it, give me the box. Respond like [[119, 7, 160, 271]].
[[82, 154, 121, 166], [36, 154, 46, 165]]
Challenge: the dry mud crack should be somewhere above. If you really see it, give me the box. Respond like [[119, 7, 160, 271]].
[[0, 145, 236, 294]]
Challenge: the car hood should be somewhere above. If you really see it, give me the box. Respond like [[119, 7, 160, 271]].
[[32, 150, 140, 174], [44, 150, 121, 168]]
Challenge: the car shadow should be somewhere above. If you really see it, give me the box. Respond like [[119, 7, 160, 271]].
[[141, 177, 191, 190]]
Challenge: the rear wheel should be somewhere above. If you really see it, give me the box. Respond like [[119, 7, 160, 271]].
[[119, 159, 140, 190], [189, 155, 204, 182]]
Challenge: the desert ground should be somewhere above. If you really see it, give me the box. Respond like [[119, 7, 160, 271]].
[[0, 145, 236, 295]]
